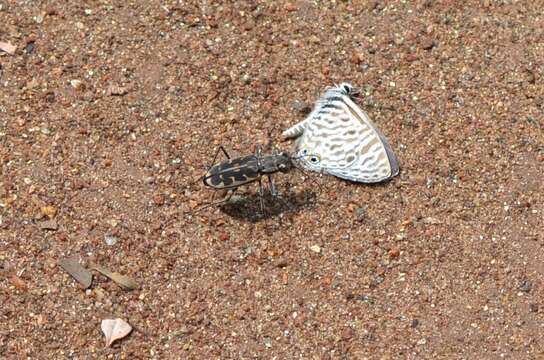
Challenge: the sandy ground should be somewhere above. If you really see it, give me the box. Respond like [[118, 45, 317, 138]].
[[1, 0, 543, 358]]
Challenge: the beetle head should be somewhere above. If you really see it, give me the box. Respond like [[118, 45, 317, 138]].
[[276, 152, 294, 173]]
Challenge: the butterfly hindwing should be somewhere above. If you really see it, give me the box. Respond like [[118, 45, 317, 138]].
[[283, 83, 399, 183]]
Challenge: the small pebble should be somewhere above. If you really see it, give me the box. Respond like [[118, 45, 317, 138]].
[[388, 247, 400, 258], [25, 41, 36, 54], [310, 245, 321, 253], [108, 85, 128, 96], [153, 194, 165, 206], [355, 207, 366, 222], [421, 37, 436, 50], [351, 51, 364, 64], [519, 279, 532, 293], [26, 79, 39, 89], [309, 35, 320, 44], [104, 234, 118, 246], [70, 79, 83, 90], [284, 3, 297, 11], [242, 74, 251, 84], [39, 220, 58, 231]]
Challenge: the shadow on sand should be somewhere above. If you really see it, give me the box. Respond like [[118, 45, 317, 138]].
[[219, 189, 317, 223]]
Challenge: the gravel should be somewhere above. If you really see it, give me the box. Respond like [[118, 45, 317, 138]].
[[1, 1, 543, 358]]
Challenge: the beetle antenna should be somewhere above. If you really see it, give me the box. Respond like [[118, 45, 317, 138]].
[[289, 156, 324, 195]]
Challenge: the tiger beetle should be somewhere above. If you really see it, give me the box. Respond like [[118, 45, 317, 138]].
[[200, 145, 296, 215]]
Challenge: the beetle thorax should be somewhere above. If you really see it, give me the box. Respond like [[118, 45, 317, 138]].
[[260, 154, 293, 174]]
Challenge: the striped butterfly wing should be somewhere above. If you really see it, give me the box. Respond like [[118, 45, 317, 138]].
[[284, 84, 399, 183]]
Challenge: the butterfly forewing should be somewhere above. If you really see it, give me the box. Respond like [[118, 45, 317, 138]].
[[283, 83, 399, 183]]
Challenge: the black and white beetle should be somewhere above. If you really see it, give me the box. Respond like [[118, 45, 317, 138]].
[[201, 145, 296, 214]]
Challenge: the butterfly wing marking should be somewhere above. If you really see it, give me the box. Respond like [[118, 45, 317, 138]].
[[296, 93, 399, 183]]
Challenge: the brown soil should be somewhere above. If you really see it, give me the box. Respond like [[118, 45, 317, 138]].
[[1, 1, 543, 358]]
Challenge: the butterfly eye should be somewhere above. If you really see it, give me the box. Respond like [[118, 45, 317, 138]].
[[310, 156, 319, 163], [301, 149, 308, 156], [343, 84, 351, 93]]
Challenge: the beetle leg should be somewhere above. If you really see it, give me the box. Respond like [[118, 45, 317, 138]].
[[254, 144, 263, 173], [190, 145, 230, 188], [268, 175, 277, 196], [258, 177, 265, 215], [189, 189, 234, 215], [255, 144, 262, 166], [207, 145, 230, 171], [218, 145, 230, 159], [208, 189, 235, 209], [268, 175, 294, 211], [221, 189, 234, 203]]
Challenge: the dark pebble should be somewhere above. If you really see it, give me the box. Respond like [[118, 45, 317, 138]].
[[25, 41, 36, 54], [519, 279, 532, 293]]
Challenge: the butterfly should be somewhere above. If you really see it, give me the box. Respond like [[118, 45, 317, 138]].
[[282, 83, 399, 183]]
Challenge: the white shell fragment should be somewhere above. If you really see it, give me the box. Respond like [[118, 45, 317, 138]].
[[101, 318, 132, 347]]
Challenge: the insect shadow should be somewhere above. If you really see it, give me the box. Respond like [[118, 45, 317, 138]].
[[219, 188, 317, 222]]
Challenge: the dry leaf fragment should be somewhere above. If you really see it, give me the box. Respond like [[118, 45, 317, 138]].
[[58, 257, 92, 289], [90, 262, 139, 290], [101, 318, 132, 347], [39, 219, 58, 230], [41, 205, 57, 218], [0, 41, 16, 55]]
